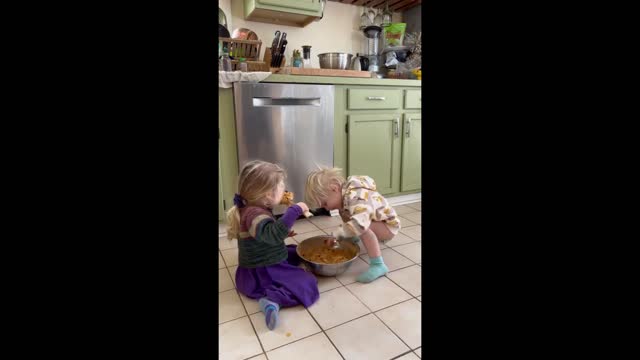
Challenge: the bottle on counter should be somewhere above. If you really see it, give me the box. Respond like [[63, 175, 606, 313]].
[[221, 47, 233, 72], [239, 58, 248, 72]]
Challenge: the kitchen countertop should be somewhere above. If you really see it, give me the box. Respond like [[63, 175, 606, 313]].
[[262, 74, 421, 87]]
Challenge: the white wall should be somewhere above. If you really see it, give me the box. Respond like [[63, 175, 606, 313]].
[[218, 0, 402, 69]]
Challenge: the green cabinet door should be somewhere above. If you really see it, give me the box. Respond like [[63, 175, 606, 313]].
[[257, 0, 321, 13], [401, 113, 422, 192], [348, 113, 402, 195], [244, 0, 322, 26]]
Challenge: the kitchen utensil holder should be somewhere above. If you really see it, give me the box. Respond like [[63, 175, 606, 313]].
[[218, 37, 262, 61]]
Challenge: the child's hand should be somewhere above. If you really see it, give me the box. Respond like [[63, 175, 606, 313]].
[[296, 202, 309, 213], [334, 225, 346, 240], [324, 238, 338, 248]]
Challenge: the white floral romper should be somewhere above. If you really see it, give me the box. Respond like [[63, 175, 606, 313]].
[[339, 175, 401, 238]]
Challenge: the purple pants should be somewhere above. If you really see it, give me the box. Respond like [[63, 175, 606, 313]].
[[235, 245, 319, 308]]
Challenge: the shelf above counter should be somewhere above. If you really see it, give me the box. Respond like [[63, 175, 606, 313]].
[[327, 0, 421, 12]]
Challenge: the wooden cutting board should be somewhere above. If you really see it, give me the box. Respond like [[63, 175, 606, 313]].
[[276, 67, 373, 78]]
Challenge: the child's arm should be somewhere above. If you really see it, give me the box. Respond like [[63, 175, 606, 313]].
[[249, 205, 304, 245]]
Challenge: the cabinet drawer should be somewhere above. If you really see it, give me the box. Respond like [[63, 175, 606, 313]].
[[348, 89, 402, 110], [404, 89, 421, 109]]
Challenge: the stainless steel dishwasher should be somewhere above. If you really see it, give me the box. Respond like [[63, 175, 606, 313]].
[[233, 82, 334, 211]]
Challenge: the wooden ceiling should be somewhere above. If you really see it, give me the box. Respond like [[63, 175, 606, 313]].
[[327, 0, 421, 12]]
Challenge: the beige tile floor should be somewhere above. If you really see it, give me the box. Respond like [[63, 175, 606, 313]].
[[219, 202, 422, 360]]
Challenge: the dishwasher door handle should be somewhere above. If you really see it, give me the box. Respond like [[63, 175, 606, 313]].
[[252, 97, 321, 107]]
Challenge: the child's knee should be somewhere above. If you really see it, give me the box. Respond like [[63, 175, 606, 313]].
[[370, 221, 394, 241]]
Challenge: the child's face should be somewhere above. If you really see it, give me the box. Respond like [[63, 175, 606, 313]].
[[269, 181, 285, 207], [320, 183, 342, 210]]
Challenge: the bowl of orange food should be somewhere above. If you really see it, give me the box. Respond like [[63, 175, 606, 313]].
[[296, 235, 360, 276]]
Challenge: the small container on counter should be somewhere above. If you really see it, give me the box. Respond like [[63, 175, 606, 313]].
[[238, 58, 248, 72], [302, 45, 312, 68], [221, 47, 232, 71], [292, 49, 302, 68]]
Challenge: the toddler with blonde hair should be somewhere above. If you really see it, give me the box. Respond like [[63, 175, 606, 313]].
[[227, 160, 319, 330], [305, 167, 401, 283]]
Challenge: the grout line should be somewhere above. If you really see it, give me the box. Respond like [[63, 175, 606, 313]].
[[341, 282, 376, 313], [245, 309, 268, 357], [359, 257, 419, 275], [316, 284, 417, 359], [260, 330, 333, 357], [231, 292, 267, 360], [390, 349, 419, 360], [372, 310, 415, 356], [303, 307, 347, 360], [370, 296, 417, 316], [384, 269, 422, 298], [218, 314, 250, 326], [223, 269, 267, 358], [368, 288, 422, 356], [218, 249, 227, 268], [218, 267, 235, 293], [323, 311, 373, 332], [217, 289, 247, 326]]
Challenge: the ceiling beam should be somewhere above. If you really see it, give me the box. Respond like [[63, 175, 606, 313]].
[[333, 0, 368, 5], [396, 0, 421, 11], [368, 0, 389, 8], [388, 0, 409, 9], [329, 0, 421, 10], [390, 0, 417, 11]]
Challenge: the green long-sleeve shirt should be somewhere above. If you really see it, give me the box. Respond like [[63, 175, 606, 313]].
[[237, 206, 300, 268]]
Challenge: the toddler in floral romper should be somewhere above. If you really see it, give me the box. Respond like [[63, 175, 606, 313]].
[[306, 168, 402, 283]]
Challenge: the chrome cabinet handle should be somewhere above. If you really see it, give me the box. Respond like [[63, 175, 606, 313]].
[[406, 118, 411, 137], [393, 118, 399, 137], [252, 97, 321, 107], [367, 96, 385, 100]]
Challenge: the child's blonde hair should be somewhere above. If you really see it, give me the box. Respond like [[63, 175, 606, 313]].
[[304, 166, 345, 209], [226, 160, 286, 240]]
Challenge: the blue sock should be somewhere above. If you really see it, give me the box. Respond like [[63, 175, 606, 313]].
[[258, 297, 280, 330], [356, 256, 388, 283]]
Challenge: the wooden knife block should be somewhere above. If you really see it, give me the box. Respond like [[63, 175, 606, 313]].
[[264, 47, 286, 72]]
